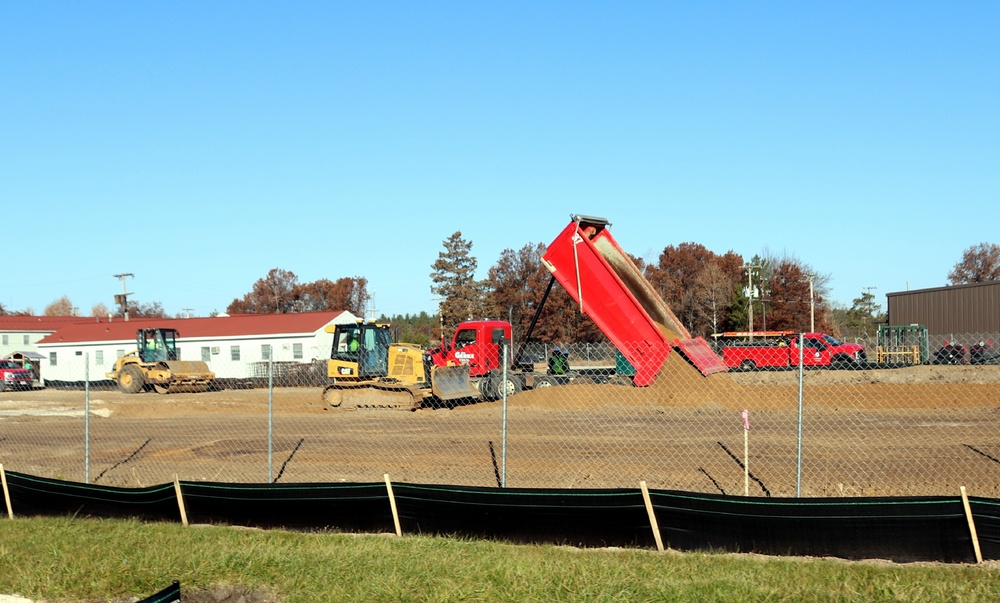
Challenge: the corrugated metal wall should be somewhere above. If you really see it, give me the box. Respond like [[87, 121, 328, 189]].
[[887, 281, 1000, 336]]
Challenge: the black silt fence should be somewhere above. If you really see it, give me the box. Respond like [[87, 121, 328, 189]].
[[3, 469, 998, 563]]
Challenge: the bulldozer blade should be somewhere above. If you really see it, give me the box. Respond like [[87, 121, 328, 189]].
[[431, 365, 481, 401]]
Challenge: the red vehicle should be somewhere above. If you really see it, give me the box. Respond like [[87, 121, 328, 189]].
[[429, 320, 509, 378], [721, 333, 866, 371], [0, 360, 34, 391], [427, 320, 564, 398]]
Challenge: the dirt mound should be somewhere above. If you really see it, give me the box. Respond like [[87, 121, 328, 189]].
[[490, 354, 1000, 412]]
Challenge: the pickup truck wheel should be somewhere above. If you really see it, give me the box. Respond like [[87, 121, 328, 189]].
[[831, 355, 857, 370], [739, 360, 757, 372]]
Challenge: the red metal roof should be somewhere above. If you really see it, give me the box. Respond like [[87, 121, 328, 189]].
[[0, 315, 93, 332], [36, 311, 349, 344]]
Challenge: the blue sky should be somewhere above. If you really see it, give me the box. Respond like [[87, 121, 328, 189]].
[[2, 2, 997, 319]]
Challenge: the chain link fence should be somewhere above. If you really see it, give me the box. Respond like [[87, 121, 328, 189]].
[[2, 333, 999, 498]]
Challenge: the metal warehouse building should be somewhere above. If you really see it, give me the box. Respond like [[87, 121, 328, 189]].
[[887, 281, 1000, 337]]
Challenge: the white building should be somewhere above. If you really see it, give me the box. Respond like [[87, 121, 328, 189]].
[[0, 315, 90, 357], [0, 315, 92, 381], [35, 311, 358, 385]]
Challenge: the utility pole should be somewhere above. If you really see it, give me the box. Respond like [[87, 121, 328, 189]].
[[113, 273, 134, 321], [808, 275, 815, 333], [744, 264, 760, 341], [862, 286, 877, 337], [433, 296, 446, 347], [182, 308, 193, 319]]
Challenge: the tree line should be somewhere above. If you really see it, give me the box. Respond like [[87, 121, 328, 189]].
[[4, 242, 1000, 346]]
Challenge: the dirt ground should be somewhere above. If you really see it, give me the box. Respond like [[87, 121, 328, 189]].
[[2, 356, 1000, 498]]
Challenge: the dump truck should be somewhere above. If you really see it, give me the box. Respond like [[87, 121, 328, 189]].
[[425, 214, 729, 398], [106, 328, 215, 394], [539, 214, 727, 384], [322, 214, 727, 410]]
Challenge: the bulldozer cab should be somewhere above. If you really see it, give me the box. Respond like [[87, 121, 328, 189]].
[[138, 328, 179, 363], [331, 322, 390, 378]]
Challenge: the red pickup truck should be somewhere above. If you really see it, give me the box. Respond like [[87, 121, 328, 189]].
[[721, 333, 866, 371], [0, 360, 34, 391]]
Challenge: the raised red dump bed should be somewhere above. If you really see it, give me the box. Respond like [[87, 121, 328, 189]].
[[541, 215, 727, 385]]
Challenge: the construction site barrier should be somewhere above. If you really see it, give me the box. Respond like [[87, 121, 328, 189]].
[[874, 345, 922, 365], [2, 468, 998, 564]]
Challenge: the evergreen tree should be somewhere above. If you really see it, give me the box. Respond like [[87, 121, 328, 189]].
[[430, 232, 485, 336]]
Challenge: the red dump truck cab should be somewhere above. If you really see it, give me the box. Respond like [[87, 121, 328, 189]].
[[428, 320, 512, 379], [0, 360, 34, 390], [722, 333, 866, 370]]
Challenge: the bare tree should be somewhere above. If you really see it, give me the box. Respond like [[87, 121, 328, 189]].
[[766, 260, 834, 334], [487, 243, 604, 345], [228, 268, 300, 314], [645, 243, 744, 337], [43, 296, 75, 316], [948, 243, 1000, 284], [694, 263, 735, 335], [127, 301, 168, 319], [295, 277, 370, 317]]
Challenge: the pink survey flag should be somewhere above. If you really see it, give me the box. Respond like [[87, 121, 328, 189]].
[[741, 409, 750, 431]]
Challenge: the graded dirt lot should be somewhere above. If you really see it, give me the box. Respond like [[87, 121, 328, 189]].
[[3, 357, 1000, 497]]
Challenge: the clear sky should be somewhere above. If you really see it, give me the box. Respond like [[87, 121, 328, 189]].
[[3, 2, 997, 319]]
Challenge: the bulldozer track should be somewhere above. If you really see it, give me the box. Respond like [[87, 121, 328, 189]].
[[323, 382, 423, 411]]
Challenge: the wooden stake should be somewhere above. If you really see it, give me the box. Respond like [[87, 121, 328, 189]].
[[385, 473, 402, 537], [1, 464, 13, 519], [960, 486, 983, 564], [742, 410, 750, 496], [639, 480, 664, 552], [173, 475, 189, 527]]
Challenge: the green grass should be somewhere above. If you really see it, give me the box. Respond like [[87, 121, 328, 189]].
[[1, 518, 998, 602]]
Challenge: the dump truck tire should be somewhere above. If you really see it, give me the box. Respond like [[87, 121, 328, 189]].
[[119, 365, 145, 394], [486, 373, 522, 399]]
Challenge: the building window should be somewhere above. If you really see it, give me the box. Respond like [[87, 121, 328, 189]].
[[202, 347, 211, 362], [293, 343, 303, 360], [262, 344, 272, 360], [23, 334, 29, 345], [96, 350, 104, 366], [116, 349, 125, 359], [1, 335, 7, 345], [231, 346, 241, 361], [49, 352, 57, 366]]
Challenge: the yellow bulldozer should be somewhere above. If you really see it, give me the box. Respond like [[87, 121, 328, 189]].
[[106, 327, 215, 394], [323, 321, 478, 410]]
